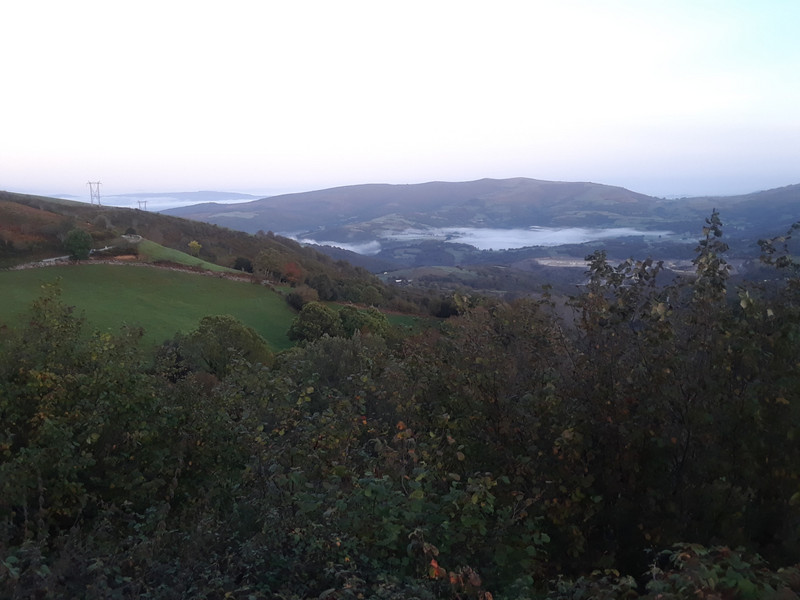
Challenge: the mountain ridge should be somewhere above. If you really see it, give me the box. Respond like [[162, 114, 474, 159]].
[[162, 178, 660, 232]]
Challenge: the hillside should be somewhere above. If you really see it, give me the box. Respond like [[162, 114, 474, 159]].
[[0, 190, 454, 316], [0, 189, 382, 288]]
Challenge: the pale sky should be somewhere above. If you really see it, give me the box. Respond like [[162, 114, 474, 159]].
[[2, 0, 799, 199]]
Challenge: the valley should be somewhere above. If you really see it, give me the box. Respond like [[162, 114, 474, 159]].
[[2, 182, 800, 597]]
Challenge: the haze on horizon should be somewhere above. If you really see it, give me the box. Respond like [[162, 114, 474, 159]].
[[3, 1, 799, 201]]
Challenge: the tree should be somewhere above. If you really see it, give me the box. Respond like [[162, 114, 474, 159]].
[[339, 305, 391, 338], [286, 285, 319, 310], [179, 314, 273, 378], [360, 284, 383, 306], [63, 228, 93, 260], [188, 240, 202, 256], [283, 261, 305, 286], [692, 208, 730, 307], [286, 301, 343, 342], [233, 256, 253, 273], [254, 248, 283, 281], [308, 272, 337, 300]]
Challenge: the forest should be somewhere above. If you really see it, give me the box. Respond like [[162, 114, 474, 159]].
[[2, 212, 800, 599]]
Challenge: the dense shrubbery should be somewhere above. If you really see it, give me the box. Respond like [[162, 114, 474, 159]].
[[2, 213, 800, 598]]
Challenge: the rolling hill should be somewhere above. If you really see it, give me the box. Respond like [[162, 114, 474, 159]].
[[163, 178, 660, 235]]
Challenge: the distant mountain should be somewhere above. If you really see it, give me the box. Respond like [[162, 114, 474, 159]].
[[163, 178, 656, 234], [115, 191, 260, 202], [162, 178, 800, 245], [55, 191, 262, 211]]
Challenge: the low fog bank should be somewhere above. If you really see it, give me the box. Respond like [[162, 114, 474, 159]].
[[299, 226, 674, 255]]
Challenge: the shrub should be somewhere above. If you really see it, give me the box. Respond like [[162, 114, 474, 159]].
[[63, 228, 93, 259]]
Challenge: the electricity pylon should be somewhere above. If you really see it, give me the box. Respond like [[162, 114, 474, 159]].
[[87, 181, 101, 205]]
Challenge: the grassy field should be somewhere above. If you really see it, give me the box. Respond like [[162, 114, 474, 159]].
[[385, 312, 428, 332], [136, 239, 239, 273], [1, 264, 296, 351]]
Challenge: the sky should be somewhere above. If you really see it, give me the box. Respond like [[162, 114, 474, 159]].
[[2, 0, 799, 201]]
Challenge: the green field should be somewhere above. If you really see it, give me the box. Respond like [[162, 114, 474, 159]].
[[1, 264, 296, 351], [385, 312, 428, 332], [136, 239, 239, 273]]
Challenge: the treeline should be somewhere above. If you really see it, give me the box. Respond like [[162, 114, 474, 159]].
[[2, 213, 800, 598]]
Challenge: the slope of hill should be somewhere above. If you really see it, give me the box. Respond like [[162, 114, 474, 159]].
[[0, 190, 373, 283], [0, 190, 441, 317]]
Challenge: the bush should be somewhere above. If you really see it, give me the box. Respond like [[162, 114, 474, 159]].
[[286, 285, 319, 310], [63, 228, 93, 259]]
